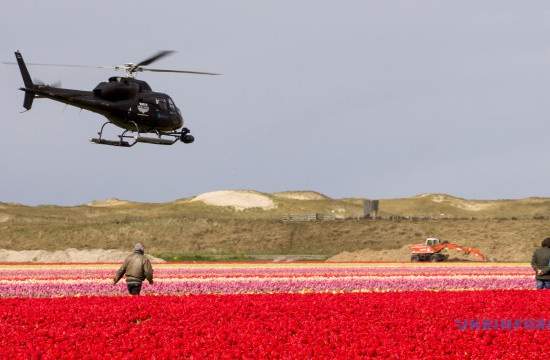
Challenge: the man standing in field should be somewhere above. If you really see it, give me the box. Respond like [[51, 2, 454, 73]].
[[531, 237, 550, 289], [113, 243, 153, 295]]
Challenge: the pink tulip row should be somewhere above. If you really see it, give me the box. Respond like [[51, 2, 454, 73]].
[[0, 263, 536, 297], [0, 264, 533, 281]]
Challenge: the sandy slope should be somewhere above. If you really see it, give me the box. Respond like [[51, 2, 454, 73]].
[[327, 245, 476, 262], [191, 190, 276, 210], [0, 249, 165, 263]]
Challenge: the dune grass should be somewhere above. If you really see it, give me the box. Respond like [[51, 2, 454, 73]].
[[1, 193, 550, 261]]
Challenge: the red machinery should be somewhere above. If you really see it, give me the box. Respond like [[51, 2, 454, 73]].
[[409, 237, 487, 262]]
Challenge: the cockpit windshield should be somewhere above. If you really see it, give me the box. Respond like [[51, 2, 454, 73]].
[[167, 97, 177, 112]]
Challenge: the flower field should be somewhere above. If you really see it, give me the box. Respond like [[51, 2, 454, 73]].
[[0, 262, 545, 358], [0, 262, 535, 297]]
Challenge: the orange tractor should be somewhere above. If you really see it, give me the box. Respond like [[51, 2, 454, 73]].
[[409, 237, 487, 262]]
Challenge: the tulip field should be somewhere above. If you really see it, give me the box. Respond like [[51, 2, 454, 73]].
[[0, 262, 547, 358]]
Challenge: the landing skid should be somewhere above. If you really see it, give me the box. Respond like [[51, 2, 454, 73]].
[[90, 122, 194, 147]]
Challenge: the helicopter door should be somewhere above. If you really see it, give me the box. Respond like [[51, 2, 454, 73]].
[[134, 97, 161, 117], [136, 101, 151, 116]]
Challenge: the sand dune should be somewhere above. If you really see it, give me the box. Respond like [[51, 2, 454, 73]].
[[191, 190, 276, 210]]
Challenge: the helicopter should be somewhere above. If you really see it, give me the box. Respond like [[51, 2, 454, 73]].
[[4, 50, 219, 147]]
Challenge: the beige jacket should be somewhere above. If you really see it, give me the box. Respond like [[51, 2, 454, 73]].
[[114, 251, 153, 284]]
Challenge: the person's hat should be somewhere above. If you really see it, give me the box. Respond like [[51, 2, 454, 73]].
[[133, 243, 145, 252]]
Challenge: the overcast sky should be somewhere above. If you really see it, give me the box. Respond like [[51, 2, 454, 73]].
[[1, 1, 550, 205]]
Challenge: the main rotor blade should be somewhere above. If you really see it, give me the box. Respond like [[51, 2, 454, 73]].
[[135, 50, 175, 67], [142, 67, 221, 75], [2, 61, 111, 69]]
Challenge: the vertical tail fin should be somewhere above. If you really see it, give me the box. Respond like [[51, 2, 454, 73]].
[[22, 91, 34, 110], [15, 51, 35, 110], [15, 51, 33, 88]]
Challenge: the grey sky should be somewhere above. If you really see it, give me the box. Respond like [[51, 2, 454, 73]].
[[1, 1, 550, 205]]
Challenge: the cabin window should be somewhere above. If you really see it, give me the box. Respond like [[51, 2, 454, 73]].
[[167, 97, 177, 112], [156, 98, 168, 111]]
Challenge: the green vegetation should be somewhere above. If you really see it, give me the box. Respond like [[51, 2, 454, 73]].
[[153, 254, 258, 262]]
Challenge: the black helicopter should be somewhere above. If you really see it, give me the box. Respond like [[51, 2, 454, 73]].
[[4, 51, 219, 147]]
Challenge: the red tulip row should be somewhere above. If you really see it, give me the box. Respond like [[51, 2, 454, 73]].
[[0, 290, 548, 359]]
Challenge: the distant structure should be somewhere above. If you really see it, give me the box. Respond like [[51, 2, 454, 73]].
[[363, 200, 379, 219]]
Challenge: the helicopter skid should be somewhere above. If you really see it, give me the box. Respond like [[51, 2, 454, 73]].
[[90, 138, 133, 147], [136, 136, 178, 145], [90, 121, 192, 147]]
